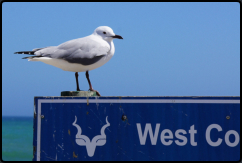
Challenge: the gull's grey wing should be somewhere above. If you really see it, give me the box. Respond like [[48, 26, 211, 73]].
[[34, 37, 110, 65]]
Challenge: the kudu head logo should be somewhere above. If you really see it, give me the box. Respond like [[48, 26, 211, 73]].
[[72, 116, 110, 157]]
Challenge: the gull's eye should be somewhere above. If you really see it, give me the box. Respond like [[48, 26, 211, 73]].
[[103, 32, 106, 34]]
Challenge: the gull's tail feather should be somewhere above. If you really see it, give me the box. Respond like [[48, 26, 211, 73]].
[[22, 56, 42, 59]]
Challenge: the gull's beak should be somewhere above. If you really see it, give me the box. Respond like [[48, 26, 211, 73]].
[[112, 35, 123, 39]]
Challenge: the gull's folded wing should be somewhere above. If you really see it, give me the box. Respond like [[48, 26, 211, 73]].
[[34, 37, 110, 65]]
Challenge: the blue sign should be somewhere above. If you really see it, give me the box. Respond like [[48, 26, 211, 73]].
[[33, 96, 240, 161]]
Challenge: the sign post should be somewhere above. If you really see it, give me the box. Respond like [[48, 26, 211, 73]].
[[33, 96, 240, 161]]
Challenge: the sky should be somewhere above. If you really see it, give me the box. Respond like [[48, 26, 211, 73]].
[[2, 2, 240, 116]]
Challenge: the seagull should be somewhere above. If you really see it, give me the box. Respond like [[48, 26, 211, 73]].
[[14, 26, 123, 96]]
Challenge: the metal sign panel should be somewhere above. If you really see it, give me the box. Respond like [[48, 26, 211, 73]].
[[33, 96, 240, 161]]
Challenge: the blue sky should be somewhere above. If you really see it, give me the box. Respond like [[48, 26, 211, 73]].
[[2, 2, 240, 116]]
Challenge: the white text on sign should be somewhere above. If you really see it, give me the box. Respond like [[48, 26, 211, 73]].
[[136, 123, 240, 147]]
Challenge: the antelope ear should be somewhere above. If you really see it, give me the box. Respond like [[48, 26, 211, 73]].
[[76, 138, 87, 146], [96, 139, 106, 146]]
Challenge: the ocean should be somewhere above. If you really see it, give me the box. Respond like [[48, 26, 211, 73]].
[[2, 116, 33, 161]]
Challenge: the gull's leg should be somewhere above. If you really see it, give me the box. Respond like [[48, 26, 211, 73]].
[[75, 72, 81, 91], [85, 71, 101, 96]]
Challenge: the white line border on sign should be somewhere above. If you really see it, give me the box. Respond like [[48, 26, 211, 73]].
[[37, 101, 41, 161], [38, 99, 240, 104], [36, 98, 240, 161]]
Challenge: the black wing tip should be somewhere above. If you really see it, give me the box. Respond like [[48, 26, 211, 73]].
[[14, 51, 35, 55]]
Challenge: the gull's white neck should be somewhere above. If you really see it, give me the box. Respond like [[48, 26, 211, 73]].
[[89, 34, 115, 56], [108, 41, 115, 55]]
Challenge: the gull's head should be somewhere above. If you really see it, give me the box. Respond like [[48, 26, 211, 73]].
[[93, 26, 123, 42]]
